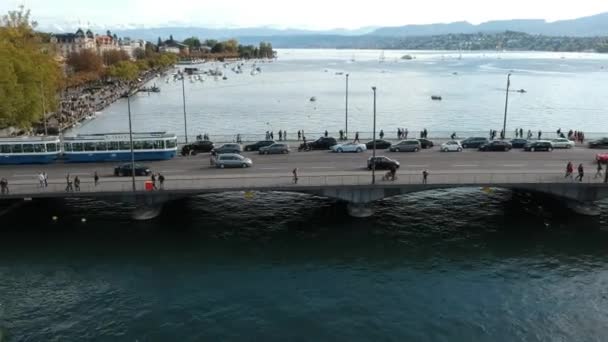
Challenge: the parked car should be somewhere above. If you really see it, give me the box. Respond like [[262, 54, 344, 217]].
[[596, 153, 608, 163], [417, 138, 434, 149], [551, 138, 575, 149], [460, 137, 489, 148], [510, 138, 528, 148], [114, 163, 151, 176], [299, 137, 337, 151], [589, 138, 608, 149], [365, 139, 392, 149], [212, 143, 242, 154], [367, 156, 400, 170], [330, 142, 367, 153], [440, 140, 463, 152], [181, 140, 214, 156], [389, 140, 421, 152], [524, 141, 553, 152], [244, 140, 275, 152], [479, 140, 512, 151], [215, 153, 253, 168], [259, 143, 290, 154]]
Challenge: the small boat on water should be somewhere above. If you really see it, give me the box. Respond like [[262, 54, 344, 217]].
[[517, 89, 527, 93], [310, 96, 317, 102], [431, 95, 442, 101]]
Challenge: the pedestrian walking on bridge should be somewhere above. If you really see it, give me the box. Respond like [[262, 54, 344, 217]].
[[292, 168, 298, 184], [565, 162, 574, 179], [422, 169, 429, 184], [379, 130, 384, 139], [158, 173, 165, 189], [279, 131, 283, 141], [65, 174, 73, 192], [538, 130, 542, 140], [576, 164, 585, 182], [94, 171, 99, 186], [324, 130, 328, 137], [38, 172, 45, 188], [595, 160, 603, 179], [297, 130, 301, 141], [74, 176, 80, 192], [151, 173, 157, 190], [0, 178, 8, 194], [354, 132, 360, 143]]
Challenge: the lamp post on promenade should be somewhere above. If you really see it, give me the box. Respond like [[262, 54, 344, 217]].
[[502, 73, 512, 139], [126, 92, 136, 192], [345, 73, 349, 140], [371, 86, 377, 185], [181, 73, 189, 144]]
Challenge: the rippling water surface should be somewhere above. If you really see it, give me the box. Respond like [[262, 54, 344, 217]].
[[2, 189, 608, 341]]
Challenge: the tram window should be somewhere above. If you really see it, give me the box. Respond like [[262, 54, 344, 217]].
[[33, 144, 45, 152], [22, 144, 34, 153], [155, 140, 165, 149], [84, 142, 96, 151], [133, 141, 143, 150], [63, 143, 72, 152], [72, 143, 83, 151], [47, 143, 58, 152], [11, 144, 22, 153], [166, 139, 177, 148], [119, 141, 130, 150], [1, 145, 11, 153], [96, 142, 107, 151], [107, 142, 118, 151], [143, 140, 154, 149]]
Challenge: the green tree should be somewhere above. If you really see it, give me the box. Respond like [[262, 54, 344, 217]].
[[183, 36, 201, 48], [107, 60, 139, 81], [67, 49, 103, 74]]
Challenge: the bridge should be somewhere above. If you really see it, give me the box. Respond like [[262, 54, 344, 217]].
[[0, 146, 606, 218]]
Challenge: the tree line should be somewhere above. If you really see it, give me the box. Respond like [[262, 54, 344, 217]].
[[178, 36, 276, 58]]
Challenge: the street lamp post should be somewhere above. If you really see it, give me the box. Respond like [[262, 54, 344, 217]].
[[345, 73, 349, 140], [502, 73, 512, 139], [127, 93, 136, 192], [372, 86, 377, 185], [181, 74, 189, 144]]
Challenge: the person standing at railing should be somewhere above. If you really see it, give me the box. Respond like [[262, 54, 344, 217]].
[[538, 130, 542, 140], [576, 164, 585, 182], [379, 130, 384, 139], [422, 169, 429, 184], [38, 173, 45, 188], [354, 132, 359, 143], [43, 172, 48, 188], [0, 178, 8, 195], [158, 173, 165, 190], [451, 132, 456, 140], [151, 174, 157, 190], [297, 130, 301, 141], [65, 174, 73, 192], [279, 130, 283, 141], [74, 176, 81, 192], [324, 130, 328, 138], [94, 171, 99, 187], [404, 128, 408, 139]]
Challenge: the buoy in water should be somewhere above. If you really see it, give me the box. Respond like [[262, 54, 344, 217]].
[[81, 218, 87, 223]]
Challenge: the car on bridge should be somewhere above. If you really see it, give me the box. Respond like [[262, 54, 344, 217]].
[[367, 156, 400, 170], [510, 138, 528, 148], [215, 153, 253, 168], [551, 138, 575, 149], [244, 140, 275, 152], [330, 142, 367, 153], [114, 163, 152, 177], [299, 137, 337, 151], [181, 140, 214, 156], [440, 140, 463, 152], [479, 140, 512, 151], [524, 141, 553, 152], [588, 138, 608, 149], [365, 139, 392, 149], [389, 140, 421, 152], [212, 143, 243, 154], [460, 137, 489, 149], [417, 138, 434, 149], [259, 143, 290, 154]]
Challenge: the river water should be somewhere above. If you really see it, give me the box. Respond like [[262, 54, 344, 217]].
[[3, 50, 608, 341]]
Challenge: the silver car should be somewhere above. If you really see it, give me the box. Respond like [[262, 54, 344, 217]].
[[259, 143, 290, 154], [215, 153, 253, 168], [213, 143, 242, 154], [389, 140, 421, 152]]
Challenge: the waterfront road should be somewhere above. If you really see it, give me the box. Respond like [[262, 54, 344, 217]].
[[0, 147, 603, 186]]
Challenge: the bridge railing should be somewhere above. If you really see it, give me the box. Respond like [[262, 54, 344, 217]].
[[1, 171, 605, 197]]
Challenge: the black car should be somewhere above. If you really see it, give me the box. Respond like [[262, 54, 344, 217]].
[[367, 156, 400, 170], [588, 138, 608, 149], [460, 137, 489, 148], [510, 138, 528, 148], [244, 140, 275, 152], [299, 137, 338, 151], [479, 140, 512, 151], [181, 140, 214, 156], [417, 138, 434, 149], [524, 141, 553, 152], [365, 139, 392, 149], [114, 163, 151, 176]]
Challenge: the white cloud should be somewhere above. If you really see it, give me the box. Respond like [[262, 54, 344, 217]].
[[3, 0, 608, 29]]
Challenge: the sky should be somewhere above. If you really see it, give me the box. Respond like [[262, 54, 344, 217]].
[[4, 0, 608, 31]]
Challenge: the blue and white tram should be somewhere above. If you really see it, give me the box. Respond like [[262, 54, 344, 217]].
[[0, 136, 62, 164], [62, 132, 177, 162]]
